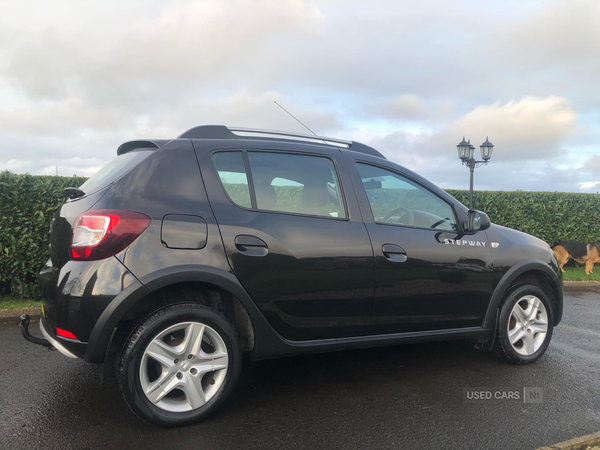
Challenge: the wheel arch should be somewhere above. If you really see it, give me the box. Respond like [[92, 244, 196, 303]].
[[482, 259, 563, 330], [84, 265, 264, 363]]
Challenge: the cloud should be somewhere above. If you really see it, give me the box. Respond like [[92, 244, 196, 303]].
[[0, 0, 597, 194], [449, 96, 577, 160], [2, 0, 325, 106], [497, 0, 600, 70], [362, 96, 583, 192], [372, 96, 578, 165], [0, 89, 343, 176], [0, 99, 131, 134], [579, 181, 600, 191], [583, 155, 600, 173], [365, 94, 428, 120]]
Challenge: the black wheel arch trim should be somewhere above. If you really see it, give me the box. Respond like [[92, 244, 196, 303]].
[[482, 259, 563, 330], [84, 264, 282, 363]]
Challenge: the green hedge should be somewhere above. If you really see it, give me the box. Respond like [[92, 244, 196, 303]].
[[0, 172, 87, 296], [446, 190, 600, 246], [1, 171, 599, 296]]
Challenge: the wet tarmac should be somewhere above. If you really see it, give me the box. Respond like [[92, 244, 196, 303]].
[[1, 285, 599, 449]]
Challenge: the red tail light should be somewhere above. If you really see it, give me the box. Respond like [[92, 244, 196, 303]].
[[70, 209, 151, 261]]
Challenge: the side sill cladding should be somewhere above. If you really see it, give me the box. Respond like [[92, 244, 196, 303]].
[[482, 259, 563, 330]]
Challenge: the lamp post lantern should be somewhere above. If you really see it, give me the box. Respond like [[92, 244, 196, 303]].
[[456, 136, 494, 209]]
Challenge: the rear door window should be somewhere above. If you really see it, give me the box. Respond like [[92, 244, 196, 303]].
[[78, 150, 153, 197], [247, 152, 346, 218]]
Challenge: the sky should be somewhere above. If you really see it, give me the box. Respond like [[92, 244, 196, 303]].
[[0, 0, 599, 192]]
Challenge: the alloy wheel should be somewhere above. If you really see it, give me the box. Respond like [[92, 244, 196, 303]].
[[139, 321, 229, 412], [507, 295, 549, 356]]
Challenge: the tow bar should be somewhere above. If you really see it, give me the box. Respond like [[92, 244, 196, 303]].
[[18, 314, 52, 348]]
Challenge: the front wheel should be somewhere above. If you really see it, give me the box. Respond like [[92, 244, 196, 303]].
[[117, 303, 242, 426], [493, 284, 554, 364]]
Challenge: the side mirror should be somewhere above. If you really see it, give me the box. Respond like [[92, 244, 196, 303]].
[[465, 210, 490, 233]]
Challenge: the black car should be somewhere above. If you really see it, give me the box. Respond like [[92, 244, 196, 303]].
[[21, 125, 563, 426]]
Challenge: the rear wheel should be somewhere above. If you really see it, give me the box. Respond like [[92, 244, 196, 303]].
[[117, 303, 241, 426], [493, 284, 554, 364]]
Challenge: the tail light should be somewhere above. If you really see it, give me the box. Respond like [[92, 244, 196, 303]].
[[70, 209, 151, 261]]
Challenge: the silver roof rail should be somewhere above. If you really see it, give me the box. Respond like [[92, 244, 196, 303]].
[[228, 127, 351, 147], [177, 124, 386, 159]]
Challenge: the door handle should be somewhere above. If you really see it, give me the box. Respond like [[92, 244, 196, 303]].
[[382, 244, 407, 263], [234, 235, 268, 256]]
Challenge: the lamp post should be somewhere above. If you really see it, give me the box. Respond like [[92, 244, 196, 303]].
[[457, 137, 494, 209]]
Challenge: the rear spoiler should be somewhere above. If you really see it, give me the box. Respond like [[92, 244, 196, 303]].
[[117, 139, 171, 155]]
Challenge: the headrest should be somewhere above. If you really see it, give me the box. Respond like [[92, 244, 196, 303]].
[[255, 180, 277, 210], [301, 183, 329, 210]]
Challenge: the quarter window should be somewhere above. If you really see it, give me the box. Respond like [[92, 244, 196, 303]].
[[212, 152, 252, 208], [357, 163, 458, 230]]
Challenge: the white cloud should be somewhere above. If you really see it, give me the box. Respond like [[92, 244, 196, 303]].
[[0, 0, 598, 193], [497, 0, 600, 69], [365, 94, 428, 120], [583, 155, 600, 173], [373, 96, 578, 165], [579, 181, 600, 191], [449, 96, 578, 160], [2, 0, 325, 105]]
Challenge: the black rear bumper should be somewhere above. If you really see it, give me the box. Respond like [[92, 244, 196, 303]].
[[19, 314, 80, 359]]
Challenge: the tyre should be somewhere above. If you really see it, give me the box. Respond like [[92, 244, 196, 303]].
[[493, 284, 554, 364], [117, 303, 241, 427]]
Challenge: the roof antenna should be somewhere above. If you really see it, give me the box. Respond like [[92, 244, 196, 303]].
[[273, 101, 329, 145]]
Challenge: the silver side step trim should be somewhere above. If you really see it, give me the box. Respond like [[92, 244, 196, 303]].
[[39, 319, 78, 359]]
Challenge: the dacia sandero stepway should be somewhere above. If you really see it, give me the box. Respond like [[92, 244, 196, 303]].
[[20, 125, 563, 426]]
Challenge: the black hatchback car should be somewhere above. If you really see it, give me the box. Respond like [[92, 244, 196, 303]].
[[21, 125, 562, 426]]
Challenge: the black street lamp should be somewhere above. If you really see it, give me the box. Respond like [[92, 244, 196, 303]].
[[457, 136, 494, 209]]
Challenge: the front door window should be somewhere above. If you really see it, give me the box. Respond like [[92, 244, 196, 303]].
[[357, 163, 458, 231]]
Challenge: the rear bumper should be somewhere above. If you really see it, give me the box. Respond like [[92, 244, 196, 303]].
[[37, 256, 139, 361], [38, 317, 79, 359], [19, 314, 80, 359]]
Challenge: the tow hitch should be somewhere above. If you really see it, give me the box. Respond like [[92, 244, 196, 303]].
[[18, 314, 52, 348]]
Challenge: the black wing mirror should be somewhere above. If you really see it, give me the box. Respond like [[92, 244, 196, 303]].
[[465, 210, 490, 233]]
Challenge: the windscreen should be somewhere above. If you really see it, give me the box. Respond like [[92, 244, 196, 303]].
[[77, 150, 153, 197]]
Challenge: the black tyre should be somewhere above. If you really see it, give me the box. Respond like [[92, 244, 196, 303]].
[[493, 284, 554, 364], [117, 303, 241, 427]]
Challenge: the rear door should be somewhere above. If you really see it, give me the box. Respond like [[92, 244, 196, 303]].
[[344, 152, 495, 334], [197, 143, 374, 341]]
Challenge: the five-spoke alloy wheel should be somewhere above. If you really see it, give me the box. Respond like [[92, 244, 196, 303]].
[[140, 321, 229, 412], [118, 303, 241, 427], [494, 284, 554, 364], [507, 295, 548, 356]]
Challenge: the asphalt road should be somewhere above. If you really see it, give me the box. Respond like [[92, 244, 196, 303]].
[[1, 286, 599, 450]]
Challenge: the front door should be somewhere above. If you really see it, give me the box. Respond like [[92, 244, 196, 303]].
[[198, 145, 374, 341], [346, 154, 495, 334]]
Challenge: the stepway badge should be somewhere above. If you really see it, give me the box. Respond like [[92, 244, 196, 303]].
[[444, 239, 487, 247]]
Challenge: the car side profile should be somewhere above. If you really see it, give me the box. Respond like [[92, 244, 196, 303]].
[[20, 125, 563, 426]]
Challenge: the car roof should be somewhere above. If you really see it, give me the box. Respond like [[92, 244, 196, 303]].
[[117, 125, 386, 160]]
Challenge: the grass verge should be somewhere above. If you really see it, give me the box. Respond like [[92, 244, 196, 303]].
[[0, 296, 43, 310], [562, 265, 600, 282]]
